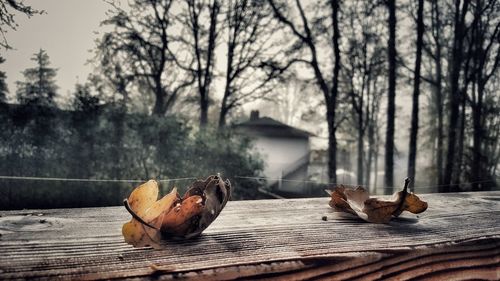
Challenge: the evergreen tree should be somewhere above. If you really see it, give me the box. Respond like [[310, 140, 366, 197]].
[[16, 49, 58, 107], [0, 56, 8, 103]]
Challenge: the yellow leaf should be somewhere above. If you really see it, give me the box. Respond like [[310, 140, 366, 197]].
[[127, 180, 159, 216]]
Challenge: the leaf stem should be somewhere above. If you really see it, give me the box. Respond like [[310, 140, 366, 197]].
[[396, 178, 411, 213], [123, 199, 159, 230]]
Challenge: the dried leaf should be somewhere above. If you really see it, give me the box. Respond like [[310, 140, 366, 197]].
[[122, 175, 231, 247], [326, 186, 355, 215], [122, 180, 178, 247], [326, 178, 427, 223]]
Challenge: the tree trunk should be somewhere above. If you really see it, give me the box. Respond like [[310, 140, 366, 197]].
[[435, 78, 444, 187], [219, 34, 235, 130], [469, 0, 494, 191], [366, 102, 376, 189], [430, 0, 445, 188], [193, 0, 219, 128], [327, 110, 337, 184], [374, 134, 380, 193], [384, 0, 397, 193], [407, 0, 424, 189], [218, 101, 228, 129], [200, 93, 209, 126], [218, 85, 231, 129], [366, 73, 380, 190], [453, 90, 467, 186], [365, 125, 374, 188], [471, 77, 485, 191], [443, 0, 468, 191], [365, 112, 375, 189], [357, 114, 364, 185], [152, 98, 164, 116], [328, 0, 341, 184], [152, 77, 166, 116]]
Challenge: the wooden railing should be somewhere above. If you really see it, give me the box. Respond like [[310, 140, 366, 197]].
[[0, 191, 499, 280]]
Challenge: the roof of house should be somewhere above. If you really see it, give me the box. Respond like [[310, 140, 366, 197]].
[[234, 116, 314, 139]]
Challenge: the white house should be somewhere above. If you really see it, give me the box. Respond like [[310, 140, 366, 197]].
[[234, 111, 314, 195], [234, 110, 355, 197]]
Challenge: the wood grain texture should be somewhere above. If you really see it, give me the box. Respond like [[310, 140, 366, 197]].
[[0, 191, 499, 280]]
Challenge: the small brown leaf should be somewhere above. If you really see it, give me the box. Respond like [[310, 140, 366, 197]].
[[326, 178, 428, 223], [326, 185, 358, 216]]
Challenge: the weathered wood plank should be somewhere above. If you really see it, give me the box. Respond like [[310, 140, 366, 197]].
[[0, 191, 499, 280]]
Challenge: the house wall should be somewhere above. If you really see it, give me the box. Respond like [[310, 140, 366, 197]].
[[278, 164, 309, 193], [251, 136, 309, 183]]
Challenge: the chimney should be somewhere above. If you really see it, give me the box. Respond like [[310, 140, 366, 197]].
[[250, 110, 260, 121]]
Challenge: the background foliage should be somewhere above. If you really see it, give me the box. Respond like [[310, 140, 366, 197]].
[[0, 103, 264, 209]]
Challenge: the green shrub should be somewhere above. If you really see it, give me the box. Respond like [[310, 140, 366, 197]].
[[0, 105, 263, 209]]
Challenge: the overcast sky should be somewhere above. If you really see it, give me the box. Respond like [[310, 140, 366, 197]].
[[2, 0, 109, 102]]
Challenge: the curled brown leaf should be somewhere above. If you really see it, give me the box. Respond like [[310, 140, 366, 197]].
[[122, 175, 231, 247], [326, 178, 428, 223]]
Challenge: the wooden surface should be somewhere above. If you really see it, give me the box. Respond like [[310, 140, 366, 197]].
[[0, 191, 499, 280]]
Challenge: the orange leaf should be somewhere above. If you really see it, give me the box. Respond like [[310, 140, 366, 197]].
[[122, 175, 231, 247]]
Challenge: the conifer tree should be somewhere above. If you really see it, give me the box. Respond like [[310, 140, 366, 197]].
[[16, 49, 58, 107]]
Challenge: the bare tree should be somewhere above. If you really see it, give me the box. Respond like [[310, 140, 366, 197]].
[[409, 0, 498, 190], [342, 1, 386, 185], [330, 0, 342, 184], [407, 0, 424, 188], [365, 74, 384, 187], [96, 0, 194, 116], [384, 0, 397, 191], [409, 0, 448, 188], [466, 0, 499, 190], [218, 0, 276, 128], [429, 0, 445, 187], [443, 0, 470, 190], [263, 73, 318, 127], [265, 0, 342, 183], [180, 0, 221, 127]]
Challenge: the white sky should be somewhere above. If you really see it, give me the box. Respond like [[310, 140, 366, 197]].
[[2, 0, 109, 102]]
